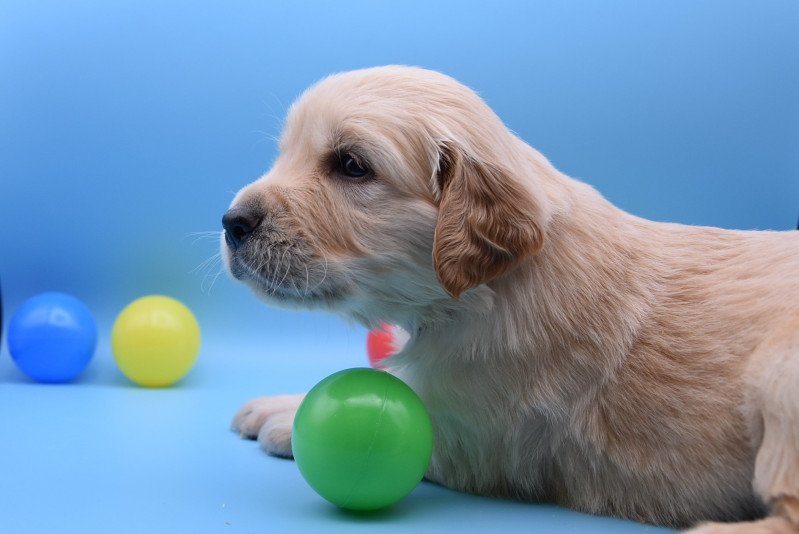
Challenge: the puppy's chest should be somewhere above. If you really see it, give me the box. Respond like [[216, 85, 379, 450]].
[[400, 355, 756, 513], [398, 361, 569, 494], [396, 355, 698, 502]]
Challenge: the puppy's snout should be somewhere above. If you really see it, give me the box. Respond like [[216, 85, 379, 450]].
[[222, 206, 262, 250]]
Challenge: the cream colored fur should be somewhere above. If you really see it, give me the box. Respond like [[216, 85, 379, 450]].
[[224, 66, 799, 531]]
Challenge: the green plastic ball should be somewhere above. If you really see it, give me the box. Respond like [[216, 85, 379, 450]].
[[293, 368, 434, 511]]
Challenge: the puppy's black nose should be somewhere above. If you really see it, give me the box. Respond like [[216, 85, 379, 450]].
[[222, 207, 262, 250]]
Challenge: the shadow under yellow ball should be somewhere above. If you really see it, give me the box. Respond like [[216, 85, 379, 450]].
[[111, 295, 201, 387]]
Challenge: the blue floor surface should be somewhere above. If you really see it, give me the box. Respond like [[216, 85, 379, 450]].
[[0, 323, 674, 533]]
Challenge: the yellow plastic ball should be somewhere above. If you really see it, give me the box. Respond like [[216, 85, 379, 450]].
[[111, 295, 201, 387]]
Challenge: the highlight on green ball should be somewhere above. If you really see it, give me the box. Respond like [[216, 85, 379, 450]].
[[292, 368, 434, 511]]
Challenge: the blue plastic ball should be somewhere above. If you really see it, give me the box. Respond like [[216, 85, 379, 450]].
[[8, 292, 98, 383]]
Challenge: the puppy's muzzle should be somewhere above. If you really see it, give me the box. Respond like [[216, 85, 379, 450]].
[[222, 206, 262, 251]]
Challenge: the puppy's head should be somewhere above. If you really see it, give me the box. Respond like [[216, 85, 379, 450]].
[[222, 66, 547, 325]]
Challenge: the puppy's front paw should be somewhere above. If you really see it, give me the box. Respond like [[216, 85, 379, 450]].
[[231, 394, 304, 458], [685, 517, 796, 534]]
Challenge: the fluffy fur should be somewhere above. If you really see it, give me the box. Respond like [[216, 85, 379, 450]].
[[224, 66, 799, 532]]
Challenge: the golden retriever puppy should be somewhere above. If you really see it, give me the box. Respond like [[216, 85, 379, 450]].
[[223, 66, 799, 532]]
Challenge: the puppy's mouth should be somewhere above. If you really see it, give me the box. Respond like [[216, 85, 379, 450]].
[[224, 238, 344, 306]]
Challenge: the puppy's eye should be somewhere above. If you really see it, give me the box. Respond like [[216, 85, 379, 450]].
[[340, 154, 369, 179]]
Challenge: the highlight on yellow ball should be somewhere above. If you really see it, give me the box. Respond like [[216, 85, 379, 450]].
[[111, 295, 201, 387]]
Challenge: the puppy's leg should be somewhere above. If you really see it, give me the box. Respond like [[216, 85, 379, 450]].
[[687, 517, 796, 534], [687, 318, 799, 534], [747, 318, 799, 531], [231, 394, 305, 458]]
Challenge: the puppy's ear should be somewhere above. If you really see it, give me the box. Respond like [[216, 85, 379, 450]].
[[432, 141, 544, 299]]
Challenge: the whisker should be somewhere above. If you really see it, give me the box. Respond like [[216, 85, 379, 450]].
[[289, 277, 302, 301], [199, 260, 224, 294], [265, 247, 283, 294], [185, 231, 223, 246], [310, 253, 329, 292], [275, 248, 293, 295], [266, 247, 280, 293], [185, 231, 222, 238], [304, 233, 330, 292], [191, 253, 222, 275], [253, 129, 281, 146], [205, 267, 225, 294]]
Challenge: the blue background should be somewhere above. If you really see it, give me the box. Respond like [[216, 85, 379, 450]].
[[1, 1, 797, 532]]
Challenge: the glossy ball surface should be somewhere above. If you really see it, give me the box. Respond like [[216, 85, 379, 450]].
[[111, 295, 200, 387], [293, 368, 433, 511], [8, 292, 97, 383]]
